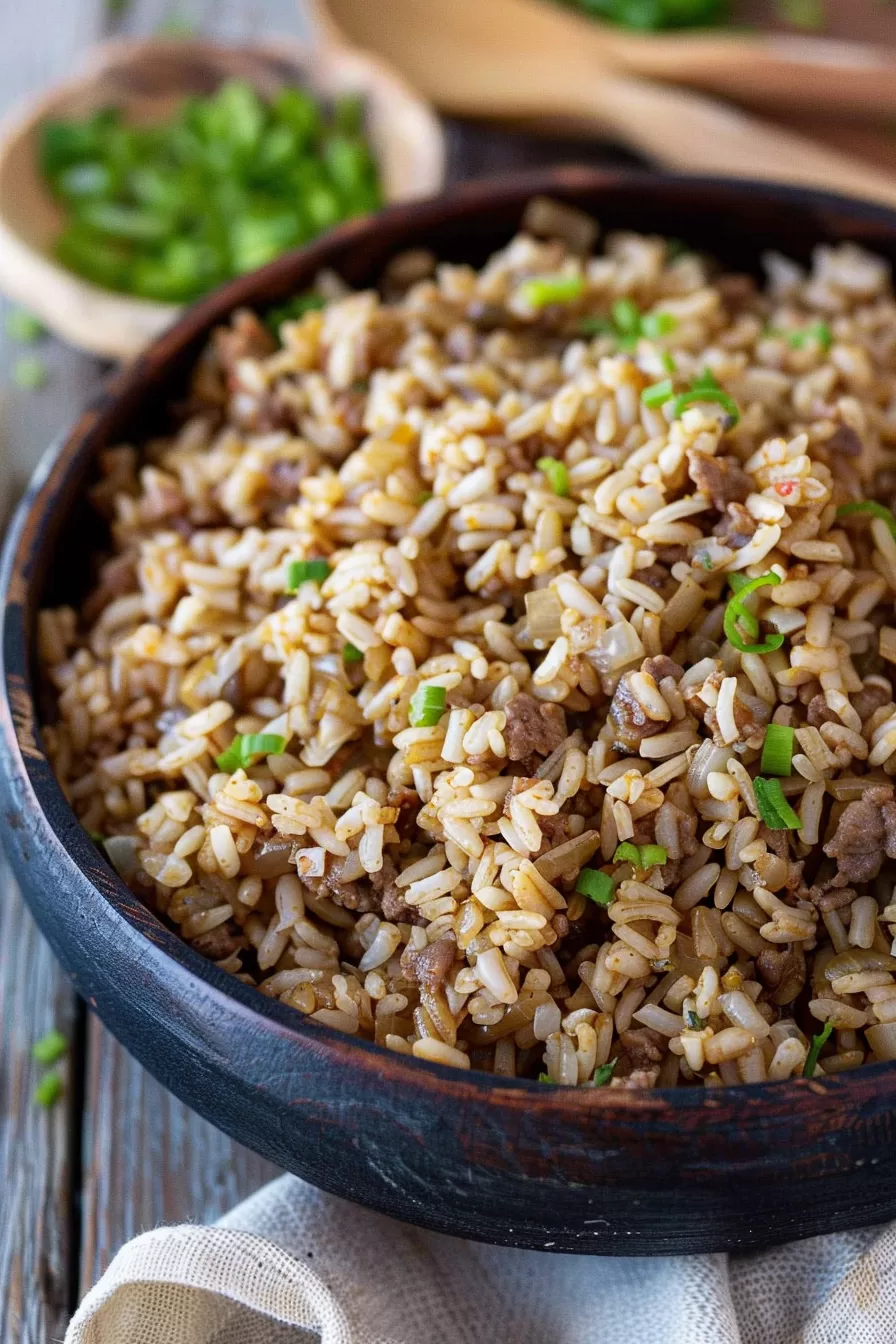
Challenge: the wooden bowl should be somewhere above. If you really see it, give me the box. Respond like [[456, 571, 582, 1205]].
[[5, 169, 896, 1256], [0, 36, 445, 360]]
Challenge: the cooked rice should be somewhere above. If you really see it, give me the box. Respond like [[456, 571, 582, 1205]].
[[38, 208, 896, 1087]]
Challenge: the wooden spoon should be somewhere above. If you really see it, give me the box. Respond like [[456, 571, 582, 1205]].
[[313, 0, 896, 208], [315, 0, 896, 121], [0, 37, 445, 360]]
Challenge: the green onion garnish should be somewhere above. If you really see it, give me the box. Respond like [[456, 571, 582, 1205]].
[[34, 1073, 63, 1108], [641, 378, 674, 409], [342, 643, 364, 663], [611, 843, 667, 871], [409, 684, 447, 728], [723, 570, 784, 655], [661, 352, 677, 374], [803, 1021, 834, 1077], [641, 311, 677, 339], [670, 369, 740, 425], [753, 776, 802, 831], [285, 559, 331, 591], [785, 320, 833, 351], [5, 308, 46, 343], [518, 273, 585, 309], [593, 1058, 618, 1086], [836, 501, 896, 540], [613, 842, 641, 866], [761, 723, 794, 776], [612, 297, 641, 336], [216, 733, 287, 773], [416, 490, 434, 504], [13, 356, 48, 390], [685, 1010, 706, 1031], [538, 1071, 553, 1083], [32, 1029, 68, 1065], [536, 457, 570, 497], [575, 868, 615, 906]]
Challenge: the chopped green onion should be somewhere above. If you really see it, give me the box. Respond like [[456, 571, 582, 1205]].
[[661, 351, 677, 374], [12, 356, 48, 390], [727, 572, 751, 595], [518, 273, 585, 308], [611, 297, 641, 335], [639, 844, 668, 869], [641, 378, 674, 409], [723, 570, 784, 655], [5, 308, 45, 343], [34, 1073, 63, 1108], [409, 684, 447, 728], [685, 1010, 706, 1031], [216, 733, 287, 773], [641, 311, 677, 339], [342, 643, 364, 663], [593, 1058, 618, 1086], [670, 369, 740, 426], [785, 320, 833, 351], [579, 316, 613, 338], [837, 501, 896, 540], [761, 723, 794, 776], [803, 1020, 834, 1077], [416, 490, 434, 504], [575, 867, 614, 906], [285, 559, 331, 591], [536, 456, 570, 497], [538, 1072, 553, 1083], [613, 842, 642, 866], [32, 1029, 68, 1065], [753, 776, 802, 831]]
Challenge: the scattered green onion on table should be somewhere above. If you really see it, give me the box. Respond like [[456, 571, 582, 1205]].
[[40, 80, 382, 303]]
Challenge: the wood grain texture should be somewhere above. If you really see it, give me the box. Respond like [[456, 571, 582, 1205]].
[[0, 860, 77, 1344], [79, 1014, 279, 1295]]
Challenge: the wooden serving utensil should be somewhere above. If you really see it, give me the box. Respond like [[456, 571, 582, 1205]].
[[315, 0, 896, 121], [313, 0, 896, 208], [0, 37, 445, 360]]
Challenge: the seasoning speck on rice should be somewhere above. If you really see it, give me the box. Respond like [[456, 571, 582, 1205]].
[[39, 204, 896, 1087]]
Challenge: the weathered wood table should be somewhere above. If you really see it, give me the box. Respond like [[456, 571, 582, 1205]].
[[0, 4, 634, 1339]]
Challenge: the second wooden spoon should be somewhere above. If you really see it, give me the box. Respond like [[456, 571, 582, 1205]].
[[314, 0, 896, 209]]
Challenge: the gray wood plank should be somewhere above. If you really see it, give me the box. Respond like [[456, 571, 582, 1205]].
[[0, 860, 79, 1344], [79, 1014, 279, 1295], [0, 3, 108, 1340]]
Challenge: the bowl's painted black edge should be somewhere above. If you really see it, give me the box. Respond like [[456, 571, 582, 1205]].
[[5, 168, 896, 1254]]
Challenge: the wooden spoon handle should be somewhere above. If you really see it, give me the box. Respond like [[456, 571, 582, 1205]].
[[587, 30, 896, 120], [587, 75, 896, 211]]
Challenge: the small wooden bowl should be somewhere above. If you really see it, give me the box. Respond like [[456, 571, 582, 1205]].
[[5, 170, 896, 1255], [0, 36, 445, 360]]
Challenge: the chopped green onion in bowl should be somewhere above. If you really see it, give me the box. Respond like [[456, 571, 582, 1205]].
[[216, 733, 287, 774], [753, 776, 802, 831], [518, 273, 585, 309], [593, 1058, 617, 1085], [40, 81, 383, 303], [285, 559, 331, 591], [804, 1021, 834, 1077], [575, 867, 614, 905], [837, 501, 896, 540], [536, 457, 569, 496], [761, 724, 794, 776], [409, 684, 447, 728]]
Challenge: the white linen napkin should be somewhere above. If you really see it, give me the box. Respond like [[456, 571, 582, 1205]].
[[64, 1172, 896, 1343]]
